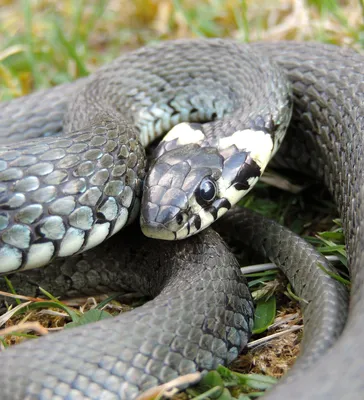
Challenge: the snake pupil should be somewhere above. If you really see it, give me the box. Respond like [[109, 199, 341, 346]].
[[198, 178, 217, 203]]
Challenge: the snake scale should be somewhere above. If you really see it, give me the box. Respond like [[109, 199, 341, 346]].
[[0, 39, 362, 399]]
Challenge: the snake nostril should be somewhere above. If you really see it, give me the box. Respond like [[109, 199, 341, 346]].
[[176, 213, 183, 225]]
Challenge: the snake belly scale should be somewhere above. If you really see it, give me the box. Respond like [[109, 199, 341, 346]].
[[0, 39, 362, 400]]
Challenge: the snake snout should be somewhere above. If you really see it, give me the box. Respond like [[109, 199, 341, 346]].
[[140, 200, 188, 240], [140, 183, 189, 240], [140, 219, 175, 240]]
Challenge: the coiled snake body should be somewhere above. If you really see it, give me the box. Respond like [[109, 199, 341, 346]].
[[0, 39, 362, 399]]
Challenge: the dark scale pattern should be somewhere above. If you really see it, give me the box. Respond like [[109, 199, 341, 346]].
[[0, 39, 362, 399], [216, 208, 348, 376], [248, 41, 364, 399], [0, 39, 292, 271], [0, 79, 89, 145], [0, 117, 146, 271], [0, 227, 254, 400]]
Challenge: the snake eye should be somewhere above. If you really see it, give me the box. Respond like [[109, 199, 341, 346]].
[[197, 178, 217, 204]]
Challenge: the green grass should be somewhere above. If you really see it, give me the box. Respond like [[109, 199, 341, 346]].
[[0, 0, 362, 398], [0, 0, 362, 100]]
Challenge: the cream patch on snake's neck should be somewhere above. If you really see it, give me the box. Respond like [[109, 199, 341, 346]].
[[162, 123, 206, 145], [213, 129, 273, 211], [218, 129, 274, 169]]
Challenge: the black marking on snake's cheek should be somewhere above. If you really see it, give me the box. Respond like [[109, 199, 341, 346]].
[[186, 221, 191, 236], [233, 156, 261, 191], [192, 215, 201, 230], [207, 206, 218, 220], [212, 198, 231, 216], [218, 198, 231, 210]]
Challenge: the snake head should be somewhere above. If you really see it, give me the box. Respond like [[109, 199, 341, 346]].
[[140, 142, 223, 239], [140, 123, 268, 240]]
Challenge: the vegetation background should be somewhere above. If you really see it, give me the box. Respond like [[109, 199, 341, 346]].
[[0, 0, 363, 100]]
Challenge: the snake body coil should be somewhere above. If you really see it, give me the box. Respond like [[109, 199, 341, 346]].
[[0, 40, 291, 272], [0, 40, 362, 399]]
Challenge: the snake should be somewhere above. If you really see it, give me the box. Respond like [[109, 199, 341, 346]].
[[0, 39, 362, 399]]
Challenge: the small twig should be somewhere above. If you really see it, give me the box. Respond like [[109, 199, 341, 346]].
[[136, 372, 202, 400], [37, 310, 69, 318], [248, 325, 302, 349], [0, 301, 32, 327], [241, 255, 341, 275], [0, 321, 48, 337], [0, 290, 45, 302], [80, 297, 98, 313], [269, 313, 301, 330], [241, 263, 278, 274], [46, 327, 65, 332], [260, 171, 306, 194]]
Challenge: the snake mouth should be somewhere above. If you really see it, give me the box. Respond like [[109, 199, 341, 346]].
[[140, 195, 190, 240], [140, 218, 176, 240]]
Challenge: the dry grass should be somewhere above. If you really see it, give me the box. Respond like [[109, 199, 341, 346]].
[[0, 0, 362, 99], [238, 306, 303, 378]]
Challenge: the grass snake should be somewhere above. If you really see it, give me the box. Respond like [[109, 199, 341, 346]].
[[0, 39, 362, 399]]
